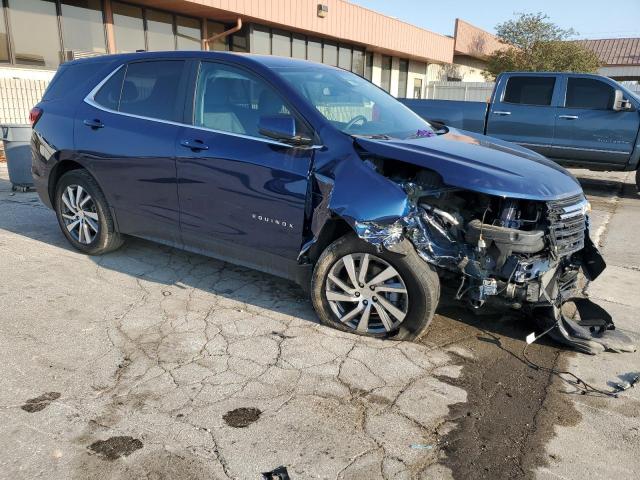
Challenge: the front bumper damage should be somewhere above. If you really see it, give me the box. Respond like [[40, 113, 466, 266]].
[[303, 153, 636, 355]]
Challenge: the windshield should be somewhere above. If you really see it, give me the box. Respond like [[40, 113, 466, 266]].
[[274, 66, 435, 139]]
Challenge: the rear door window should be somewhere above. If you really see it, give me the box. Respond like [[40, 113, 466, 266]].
[[565, 78, 615, 110], [93, 60, 186, 122], [503, 76, 556, 106]]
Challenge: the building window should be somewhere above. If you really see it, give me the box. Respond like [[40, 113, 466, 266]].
[[8, 0, 60, 67], [381, 55, 392, 92], [205, 21, 227, 51], [323, 41, 337, 66], [271, 29, 291, 57], [176, 15, 200, 50], [60, 0, 106, 55], [413, 78, 423, 99], [364, 52, 373, 81], [145, 9, 175, 51], [307, 37, 322, 63], [397, 59, 409, 98], [230, 25, 248, 53], [251, 24, 270, 55], [112, 1, 145, 53], [292, 33, 306, 59], [352, 48, 364, 76], [0, 4, 9, 62], [338, 45, 351, 70]]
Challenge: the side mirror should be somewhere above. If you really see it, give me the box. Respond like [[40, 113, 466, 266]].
[[258, 114, 313, 146], [613, 90, 634, 112]]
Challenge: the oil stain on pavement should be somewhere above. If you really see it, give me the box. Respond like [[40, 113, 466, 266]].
[[223, 407, 262, 428], [425, 301, 581, 480], [21, 392, 61, 413], [88, 436, 143, 460]]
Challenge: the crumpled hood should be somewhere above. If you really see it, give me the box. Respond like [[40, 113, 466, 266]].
[[354, 128, 583, 201]]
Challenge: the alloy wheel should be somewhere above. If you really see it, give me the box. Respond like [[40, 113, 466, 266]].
[[60, 185, 99, 245], [325, 253, 409, 334]]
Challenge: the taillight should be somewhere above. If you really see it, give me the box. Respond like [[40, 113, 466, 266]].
[[29, 107, 43, 127]]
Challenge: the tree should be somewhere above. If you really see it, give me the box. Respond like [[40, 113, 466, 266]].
[[484, 12, 601, 79]]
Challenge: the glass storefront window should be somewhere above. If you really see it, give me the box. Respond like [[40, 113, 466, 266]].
[[307, 37, 322, 63], [146, 9, 175, 51], [0, 5, 9, 62], [112, 1, 144, 53], [338, 45, 351, 70], [206, 21, 228, 51], [8, 0, 60, 67], [364, 52, 373, 81], [251, 25, 270, 55], [271, 29, 290, 57], [323, 41, 337, 66], [176, 15, 200, 50], [60, 0, 106, 55], [230, 26, 248, 52], [398, 59, 408, 98], [292, 33, 306, 59], [381, 55, 392, 92], [351, 48, 364, 76]]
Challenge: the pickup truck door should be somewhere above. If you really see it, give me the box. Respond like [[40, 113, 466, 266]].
[[552, 76, 639, 168], [485, 75, 559, 157], [175, 61, 314, 279]]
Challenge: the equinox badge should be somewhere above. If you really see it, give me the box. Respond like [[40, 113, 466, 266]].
[[252, 213, 294, 229]]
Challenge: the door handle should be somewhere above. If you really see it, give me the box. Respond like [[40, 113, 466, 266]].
[[83, 118, 104, 129], [492, 111, 511, 116], [180, 139, 209, 151], [558, 115, 579, 120]]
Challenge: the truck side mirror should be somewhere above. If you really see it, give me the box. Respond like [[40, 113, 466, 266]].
[[613, 90, 634, 112]]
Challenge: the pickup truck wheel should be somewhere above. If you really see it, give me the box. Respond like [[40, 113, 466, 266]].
[[54, 169, 124, 255], [311, 234, 440, 341]]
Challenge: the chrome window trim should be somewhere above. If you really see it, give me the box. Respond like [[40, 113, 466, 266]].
[[518, 142, 629, 155], [83, 64, 324, 150]]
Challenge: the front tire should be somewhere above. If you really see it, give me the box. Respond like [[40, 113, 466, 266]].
[[54, 169, 124, 255], [311, 234, 440, 341]]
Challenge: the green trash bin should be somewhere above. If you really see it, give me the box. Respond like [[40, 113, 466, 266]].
[[1, 124, 33, 191]]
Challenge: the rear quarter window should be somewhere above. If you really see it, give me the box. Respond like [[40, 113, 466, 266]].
[[42, 61, 108, 101]]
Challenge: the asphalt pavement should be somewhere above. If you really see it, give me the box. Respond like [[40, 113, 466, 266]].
[[0, 163, 637, 480]]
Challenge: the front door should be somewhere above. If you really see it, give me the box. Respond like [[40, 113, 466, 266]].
[[486, 75, 558, 157], [552, 76, 639, 167], [175, 61, 314, 277], [75, 59, 189, 245]]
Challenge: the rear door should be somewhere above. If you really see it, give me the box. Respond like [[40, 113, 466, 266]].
[[175, 61, 315, 278], [552, 76, 639, 167], [75, 59, 190, 245], [486, 75, 559, 156]]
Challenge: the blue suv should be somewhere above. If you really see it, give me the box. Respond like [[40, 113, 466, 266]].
[[31, 51, 627, 353]]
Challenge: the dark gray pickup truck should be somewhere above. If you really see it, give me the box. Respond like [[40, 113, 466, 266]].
[[402, 72, 640, 188]]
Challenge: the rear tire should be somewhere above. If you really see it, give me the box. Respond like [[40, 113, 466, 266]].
[[54, 169, 124, 255], [311, 233, 440, 341]]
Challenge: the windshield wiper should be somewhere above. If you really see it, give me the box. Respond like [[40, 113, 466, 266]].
[[353, 133, 393, 140]]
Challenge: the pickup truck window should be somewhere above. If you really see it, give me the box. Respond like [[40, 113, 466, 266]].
[[503, 76, 556, 106], [565, 78, 614, 110], [276, 66, 434, 140]]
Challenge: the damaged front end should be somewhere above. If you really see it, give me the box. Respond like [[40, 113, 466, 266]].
[[307, 140, 635, 355]]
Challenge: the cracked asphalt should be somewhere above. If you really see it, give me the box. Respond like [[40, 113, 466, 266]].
[[0, 162, 638, 479]]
